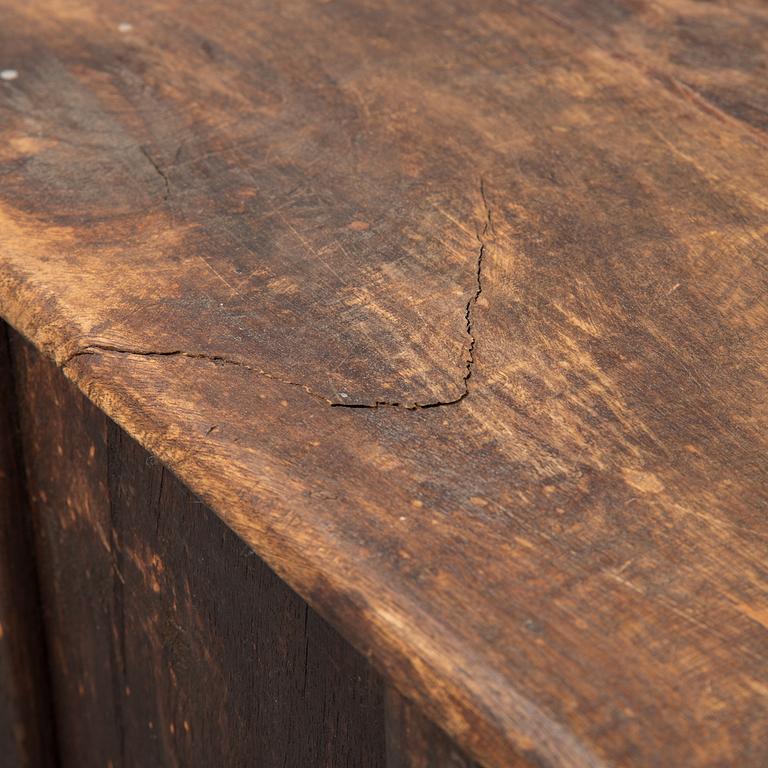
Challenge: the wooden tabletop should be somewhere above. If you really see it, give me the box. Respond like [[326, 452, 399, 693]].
[[1, 2, 767, 766]]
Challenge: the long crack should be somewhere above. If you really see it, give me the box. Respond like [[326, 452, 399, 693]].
[[62, 345, 336, 405], [332, 176, 491, 409], [62, 178, 491, 411]]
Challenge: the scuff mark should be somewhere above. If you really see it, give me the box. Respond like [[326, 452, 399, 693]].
[[645, 70, 768, 148], [517, 0, 768, 148]]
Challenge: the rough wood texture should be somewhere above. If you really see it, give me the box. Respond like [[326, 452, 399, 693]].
[[1, 2, 767, 767], [12, 325, 124, 765], [385, 688, 483, 768], [0, 326, 56, 768], [10, 328, 386, 767], [534, 0, 768, 138]]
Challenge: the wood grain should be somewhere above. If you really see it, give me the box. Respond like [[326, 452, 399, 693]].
[[0, 2, 767, 767], [0, 325, 56, 768], [12, 323, 127, 765], [10, 328, 386, 767], [385, 688, 484, 768], [532, 0, 768, 139]]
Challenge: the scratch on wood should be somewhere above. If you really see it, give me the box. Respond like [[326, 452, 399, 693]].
[[195, 255, 241, 297]]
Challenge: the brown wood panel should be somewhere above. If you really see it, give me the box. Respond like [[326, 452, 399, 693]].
[[0, 322, 56, 767], [0, 2, 766, 767], [11, 329, 386, 767]]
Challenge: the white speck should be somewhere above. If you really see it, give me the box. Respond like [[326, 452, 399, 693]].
[[0, 69, 18, 81], [339, 392, 348, 398], [399, 516, 407, 521], [117, 22, 133, 33]]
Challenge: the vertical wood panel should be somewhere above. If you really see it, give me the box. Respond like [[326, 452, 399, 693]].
[[11, 329, 386, 767], [11, 328, 121, 767], [0, 323, 56, 768], [105, 419, 386, 767]]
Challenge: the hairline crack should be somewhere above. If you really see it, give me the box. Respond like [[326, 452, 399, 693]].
[[140, 145, 171, 201]]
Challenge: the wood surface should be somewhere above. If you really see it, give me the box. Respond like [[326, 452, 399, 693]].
[[385, 688, 483, 768], [0, 1, 767, 767], [0, 326, 56, 767], [9, 327, 386, 767]]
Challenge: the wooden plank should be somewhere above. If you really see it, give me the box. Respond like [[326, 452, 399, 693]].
[[11, 328, 386, 767], [0, 323, 56, 767], [0, 2, 766, 767]]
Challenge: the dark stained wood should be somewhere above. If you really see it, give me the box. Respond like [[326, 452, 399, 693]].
[[11, 324, 126, 766], [385, 688, 484, 768], [0, 324, 56, 767], [10, 328, 386, 767], [0, 2, 767, 767]]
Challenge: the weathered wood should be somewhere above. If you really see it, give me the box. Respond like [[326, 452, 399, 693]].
[[0, 324, 56, 767], [11, 325, 126, 765], [385, 688, 484, 768], [532, 0, 768, 138], [1, 2, 767, 767], [11, 329, 386, 767]]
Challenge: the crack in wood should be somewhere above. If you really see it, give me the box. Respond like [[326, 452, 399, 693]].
[[61, 178, 492, 411], [140, 145, 171, 201], [62, 345, 336, 405], [331, 177, 491, 410]]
